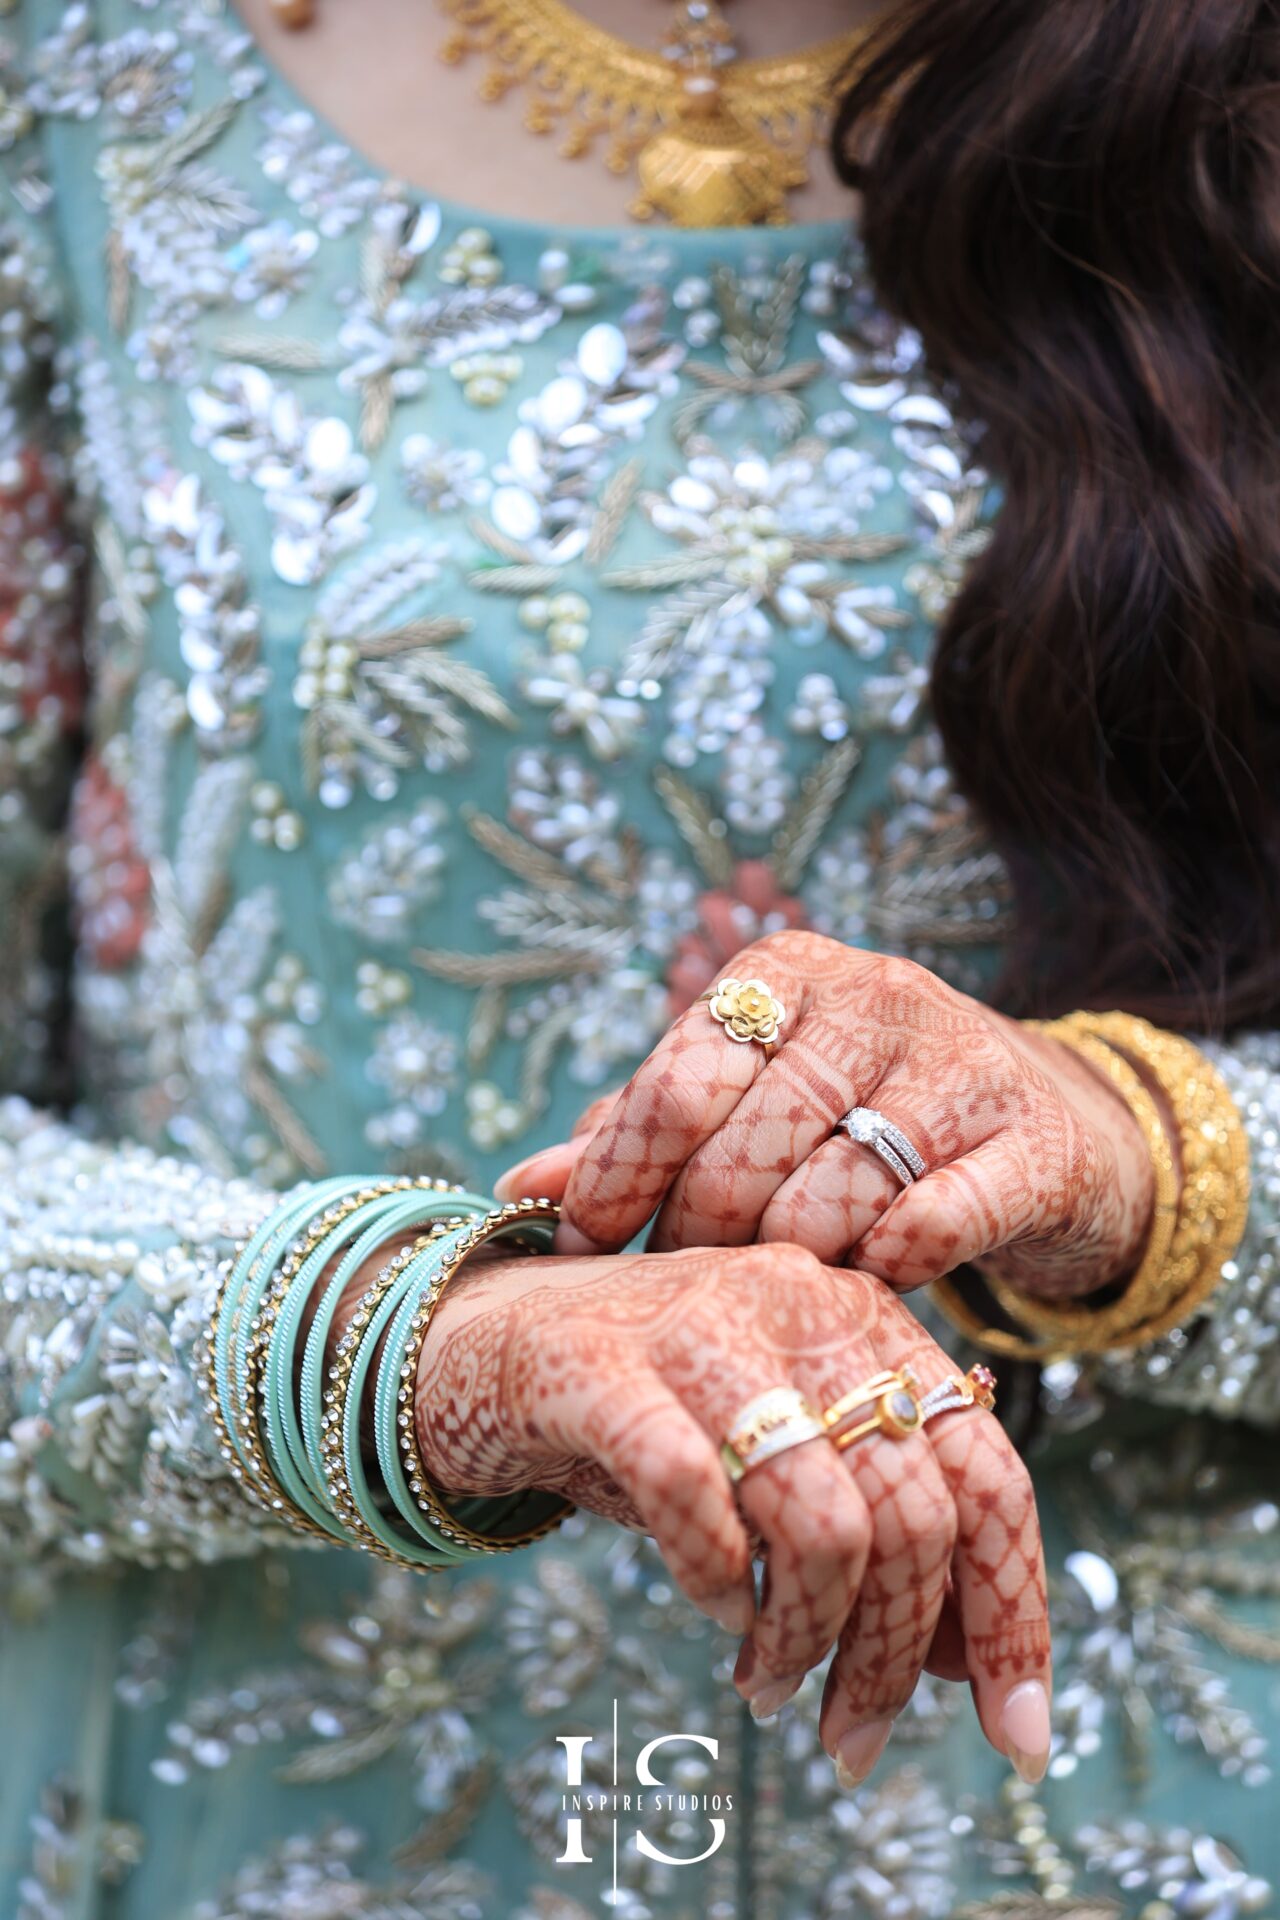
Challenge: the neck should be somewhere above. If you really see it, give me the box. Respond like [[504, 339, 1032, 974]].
[[574, 0, 891, 54]]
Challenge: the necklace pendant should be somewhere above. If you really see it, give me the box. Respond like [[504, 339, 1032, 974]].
[[633, 103, 805, 228]]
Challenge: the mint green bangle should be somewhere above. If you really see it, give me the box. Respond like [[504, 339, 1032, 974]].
[[296, 1191, 492, 1500], [374, 1201, 571, 1555], [214, 1178, 368, 1482], [334, 1231, 478, 1564], [261, 1184, 468, 1539]]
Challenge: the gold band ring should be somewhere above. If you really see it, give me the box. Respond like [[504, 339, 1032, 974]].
[[700, 977, 786, 1059], [821, 1367, 924, 1451], [720, 1386, 825, 1483]]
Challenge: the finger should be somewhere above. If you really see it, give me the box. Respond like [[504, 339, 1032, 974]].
[[492, 1137, 585, 1205], [729, 1421, 876, 1716], [558, 1370, 759, 1635], [758, 1133, 902, 1263], [849, 1282, 1054, 1779], [693, 1258, 902, 1717], [557, 991, 770, 1253], [493, 1091, 624, 1203], [647, 1017, 884, 1251], [749, 1061, 1004, 1267], [923, 1587, 969, 1681], [818, 1428, 957, 1787], [927, 1402, 1052, 1781], [852, 1135, 1046, 1292]]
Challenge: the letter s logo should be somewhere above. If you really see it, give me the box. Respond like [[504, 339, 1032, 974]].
[[634, 1734, 726, 1866]]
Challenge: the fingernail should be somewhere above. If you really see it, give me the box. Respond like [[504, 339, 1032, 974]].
[[493, 1147, 565, 1202], [999, 1679, 1051, 1784], [747, 1675, 804, 1721], [833, 1718, 893, 1789], [553, 1221, 604, 1255], [705, 1588, 755, 1636]]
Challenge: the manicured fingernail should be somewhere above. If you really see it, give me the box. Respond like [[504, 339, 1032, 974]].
[[999, 1679, 1051, 1784], [705, 1589, 755, 1636], [748, 1675, 804, 1721], [833, 1718, 893, 1789], [493, 1147, 567, 1202], [553, 1221, 604, 1255]]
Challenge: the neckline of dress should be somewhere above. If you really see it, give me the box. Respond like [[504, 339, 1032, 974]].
[[221, 0, 854, 258]]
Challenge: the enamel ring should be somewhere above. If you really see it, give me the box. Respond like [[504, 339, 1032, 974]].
[[720, 1386, 825, 1483], [700, 977, 785, 1059], [822, 1367, 924, 1451], [836, 1107, 927, 1188], [918, 1364, 998, 1422]]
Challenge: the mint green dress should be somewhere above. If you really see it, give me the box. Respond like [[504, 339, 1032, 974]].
[[1, 4, 1278, 1915]]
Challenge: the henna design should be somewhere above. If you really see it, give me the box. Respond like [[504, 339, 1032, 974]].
[[406, 1237, 1051, 1748], [554, 931, 1155, 1300]]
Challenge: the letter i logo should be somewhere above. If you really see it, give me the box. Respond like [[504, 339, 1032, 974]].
[[556, 1736, 593, 1865]]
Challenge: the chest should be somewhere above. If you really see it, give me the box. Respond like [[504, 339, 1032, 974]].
[[27, 0, 1009, 1181]]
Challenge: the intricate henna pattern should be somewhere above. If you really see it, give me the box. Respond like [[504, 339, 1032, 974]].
[[408, 1238, 1052, 1763], [551, 932, 1155, 1301]]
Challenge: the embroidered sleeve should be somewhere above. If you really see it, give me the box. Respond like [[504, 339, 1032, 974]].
[[1091, 1034, 1280, 1425], [0, 1100, 314, 1571]]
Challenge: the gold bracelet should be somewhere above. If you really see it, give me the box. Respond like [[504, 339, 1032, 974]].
[[931, 1012, 1249, 1360], [394, 1200, 574, 1553], [982, 1025, 1181, 1348], [1049, 1012, 1250, 1348]]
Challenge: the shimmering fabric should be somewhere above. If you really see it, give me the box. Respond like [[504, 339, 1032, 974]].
[[1, 3, 1278, 1914]]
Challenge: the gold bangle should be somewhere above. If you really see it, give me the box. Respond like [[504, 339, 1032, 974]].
[[1049, 1013, 1250, 1348], [395, 1199, 576, 1552], [927, 1274, 1071, 1364], [982, 1025, 1181, 1348], [930, 1012, 1249, 1360]]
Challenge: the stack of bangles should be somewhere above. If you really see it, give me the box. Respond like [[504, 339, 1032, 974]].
[[931, 1011, 1252, 1362], [205, 1175, 574, 1567]]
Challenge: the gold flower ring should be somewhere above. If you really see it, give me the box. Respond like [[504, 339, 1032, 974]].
[[699, 976, 786, 1058]]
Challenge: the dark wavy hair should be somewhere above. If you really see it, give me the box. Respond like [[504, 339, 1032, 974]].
[[833, 0, 1280, 1032]]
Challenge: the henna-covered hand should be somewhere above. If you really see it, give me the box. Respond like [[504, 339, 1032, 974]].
[[496, 933, 1157, 1300], [415, 1240, 1051, 1787]]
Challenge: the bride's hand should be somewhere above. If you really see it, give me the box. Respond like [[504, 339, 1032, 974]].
[[415, 1240, 1051, 1786], [497, 932, 1156, 1299]]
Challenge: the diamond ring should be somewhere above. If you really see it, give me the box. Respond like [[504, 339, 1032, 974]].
[[836, 1107, 927, 1187]]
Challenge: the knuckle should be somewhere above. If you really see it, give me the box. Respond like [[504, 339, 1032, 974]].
[[895, 1476, 958, 1559], [754, 1238, 825, 1285], [874, 952, 932, 1000], [787, 1492, 871, 1573], [645, 1444, 718, 1518], [657, 1055, 723, 1128]]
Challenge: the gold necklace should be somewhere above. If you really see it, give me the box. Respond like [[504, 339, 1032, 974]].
[[437, 0, 873, 228]]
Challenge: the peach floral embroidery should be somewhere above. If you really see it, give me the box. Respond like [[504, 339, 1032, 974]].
[[666, 858, 807, 1013]]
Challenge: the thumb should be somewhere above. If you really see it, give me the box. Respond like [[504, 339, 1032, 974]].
[[492, 1137, 587, 1204], [493, 1088, 625, 1203]]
